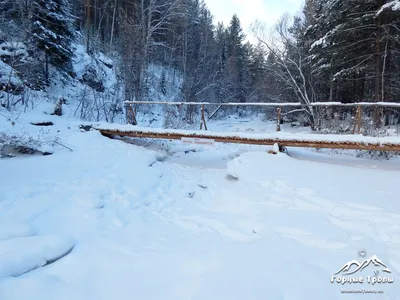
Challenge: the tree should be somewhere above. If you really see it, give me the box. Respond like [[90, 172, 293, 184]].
[[30, 0, 75, 81], [226, 14, 247, 104], [180, 0, 219, 120], [213, 22, 229, 104], [305, 0, 400, 128], [160, 69, 167, 95], [252, 16, 319, 128], [247, 43, 269, 103]]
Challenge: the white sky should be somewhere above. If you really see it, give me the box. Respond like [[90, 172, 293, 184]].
[[204, 0, 304, 43]]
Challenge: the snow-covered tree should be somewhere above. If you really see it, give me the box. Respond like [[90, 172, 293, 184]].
[[226, 14, 248, 104], [304, 0, 400, 127], [30, 0, 75, 80]]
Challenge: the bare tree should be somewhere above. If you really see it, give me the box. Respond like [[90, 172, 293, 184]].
[[251, 17, 319, 128], [117, 0, 182, 102]]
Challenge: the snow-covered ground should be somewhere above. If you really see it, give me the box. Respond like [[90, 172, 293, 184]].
[[1, 109, 400, 300]]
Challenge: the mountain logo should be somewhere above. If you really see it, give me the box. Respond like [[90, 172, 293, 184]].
[[331, 253, 394, 286], [335, 255, 391, 276]]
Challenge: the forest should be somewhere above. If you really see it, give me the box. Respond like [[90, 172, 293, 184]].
[[1, 0, 400, 130]]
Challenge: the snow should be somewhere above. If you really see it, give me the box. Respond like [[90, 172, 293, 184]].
[[0, 42, 31, 63], [0, 235, 75, 278], [0, 60, 23, 87], [272, 142, 280, 153], [310, 35, 328, 50], [0, 221, 36, 241], [72, 43, 118, 90], [376, 1, 400, 17], [1, 110, 400, 299], [95, 123, 400, 145], [97, 52, 113, 68]]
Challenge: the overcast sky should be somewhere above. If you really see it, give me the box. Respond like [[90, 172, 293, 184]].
[[203, 0, 304, 42]]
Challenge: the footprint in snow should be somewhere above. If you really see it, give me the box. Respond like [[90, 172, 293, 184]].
[[226, 174, 239, 181]]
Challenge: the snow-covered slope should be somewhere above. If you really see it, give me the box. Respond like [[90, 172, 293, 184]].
[[1, 42, 184, 127]]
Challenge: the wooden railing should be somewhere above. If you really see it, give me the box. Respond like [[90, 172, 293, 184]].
[[124, 101, 400, 134]]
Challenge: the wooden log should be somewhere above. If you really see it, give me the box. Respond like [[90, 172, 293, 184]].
[[98, 129, 400, 152]]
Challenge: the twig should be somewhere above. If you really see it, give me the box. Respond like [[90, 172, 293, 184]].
[[0, 112, 20, 123], [144, 139, 156, 147], [52, 141, 73, 152], [32, 98, 45, 109]]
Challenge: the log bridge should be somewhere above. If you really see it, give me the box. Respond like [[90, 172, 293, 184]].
[[97, 126, 400, 152]]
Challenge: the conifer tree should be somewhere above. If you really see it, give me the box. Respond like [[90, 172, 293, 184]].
[[227, 14, 247, 103], [30, 0, 75, 79]]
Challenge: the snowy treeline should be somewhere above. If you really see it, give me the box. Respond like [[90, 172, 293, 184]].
[[1, 0, 400, 129], [252, 0, 400, 128]]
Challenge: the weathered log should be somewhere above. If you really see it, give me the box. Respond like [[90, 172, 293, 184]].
[[97, 129, 400, 152]]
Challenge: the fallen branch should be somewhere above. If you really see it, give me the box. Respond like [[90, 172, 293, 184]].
[[52, 141, 73, 152], [31, 122, 54, 126]]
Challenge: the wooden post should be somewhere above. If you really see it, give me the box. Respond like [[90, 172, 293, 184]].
[[133, 106, 137, 125], [126, 103, 137, 125], [357, 105, 362, 134], [125, 103, 130, 124], [352, 107, 359, 134], [200, 104, 208, 130], [203, 105, 208, 130], [200, 106, 203, 130], [276, 107, 281, 132]]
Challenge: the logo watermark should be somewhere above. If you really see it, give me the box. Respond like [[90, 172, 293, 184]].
[[331, 249, 395, 294]]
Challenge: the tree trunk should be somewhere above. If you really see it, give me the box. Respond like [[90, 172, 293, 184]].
[[109, 0, 117, 51], [374, 0, 383, 128], [86, 0, 91, 53], [45, 53, 49, 85]]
